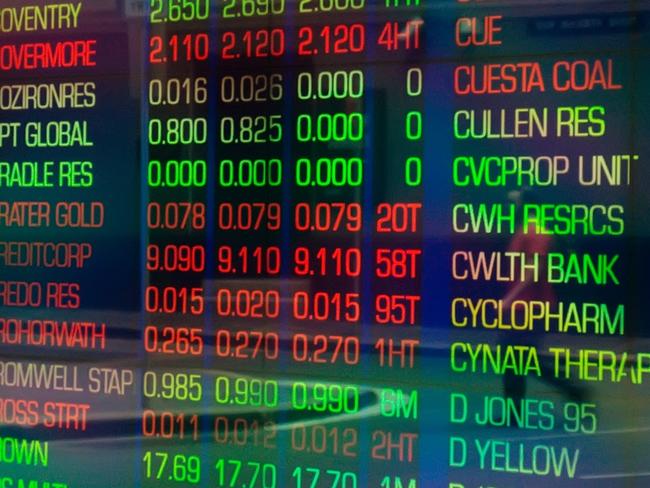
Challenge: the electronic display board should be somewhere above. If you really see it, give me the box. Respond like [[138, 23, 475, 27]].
[[1, 0, 650, 486]]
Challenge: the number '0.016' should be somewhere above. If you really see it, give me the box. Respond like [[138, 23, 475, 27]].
[[149, 78, 207, 106]]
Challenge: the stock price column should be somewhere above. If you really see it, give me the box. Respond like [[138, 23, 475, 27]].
[[142, 0, 211, 486], [286, 0, 368, 482], [211, 0, 287, 486]]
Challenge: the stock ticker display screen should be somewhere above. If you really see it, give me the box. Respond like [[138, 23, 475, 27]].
[[0, 0, 650, 487]]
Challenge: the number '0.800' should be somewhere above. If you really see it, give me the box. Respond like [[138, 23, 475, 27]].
[[148, 118, 207, 145]]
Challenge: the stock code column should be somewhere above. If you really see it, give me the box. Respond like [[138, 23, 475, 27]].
[[368, 1, 426, 486], [0, 3, 137, 487], [142, 1, 211, 486], [448, 1, 648, 486]]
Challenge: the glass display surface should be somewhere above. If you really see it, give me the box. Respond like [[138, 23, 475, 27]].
[[1, 0, 649, 486]]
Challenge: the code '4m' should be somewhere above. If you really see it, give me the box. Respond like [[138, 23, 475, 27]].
[[381, 477, 417, 488]]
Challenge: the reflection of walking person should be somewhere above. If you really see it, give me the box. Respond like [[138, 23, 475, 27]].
[[501, 189, 586, 414]]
